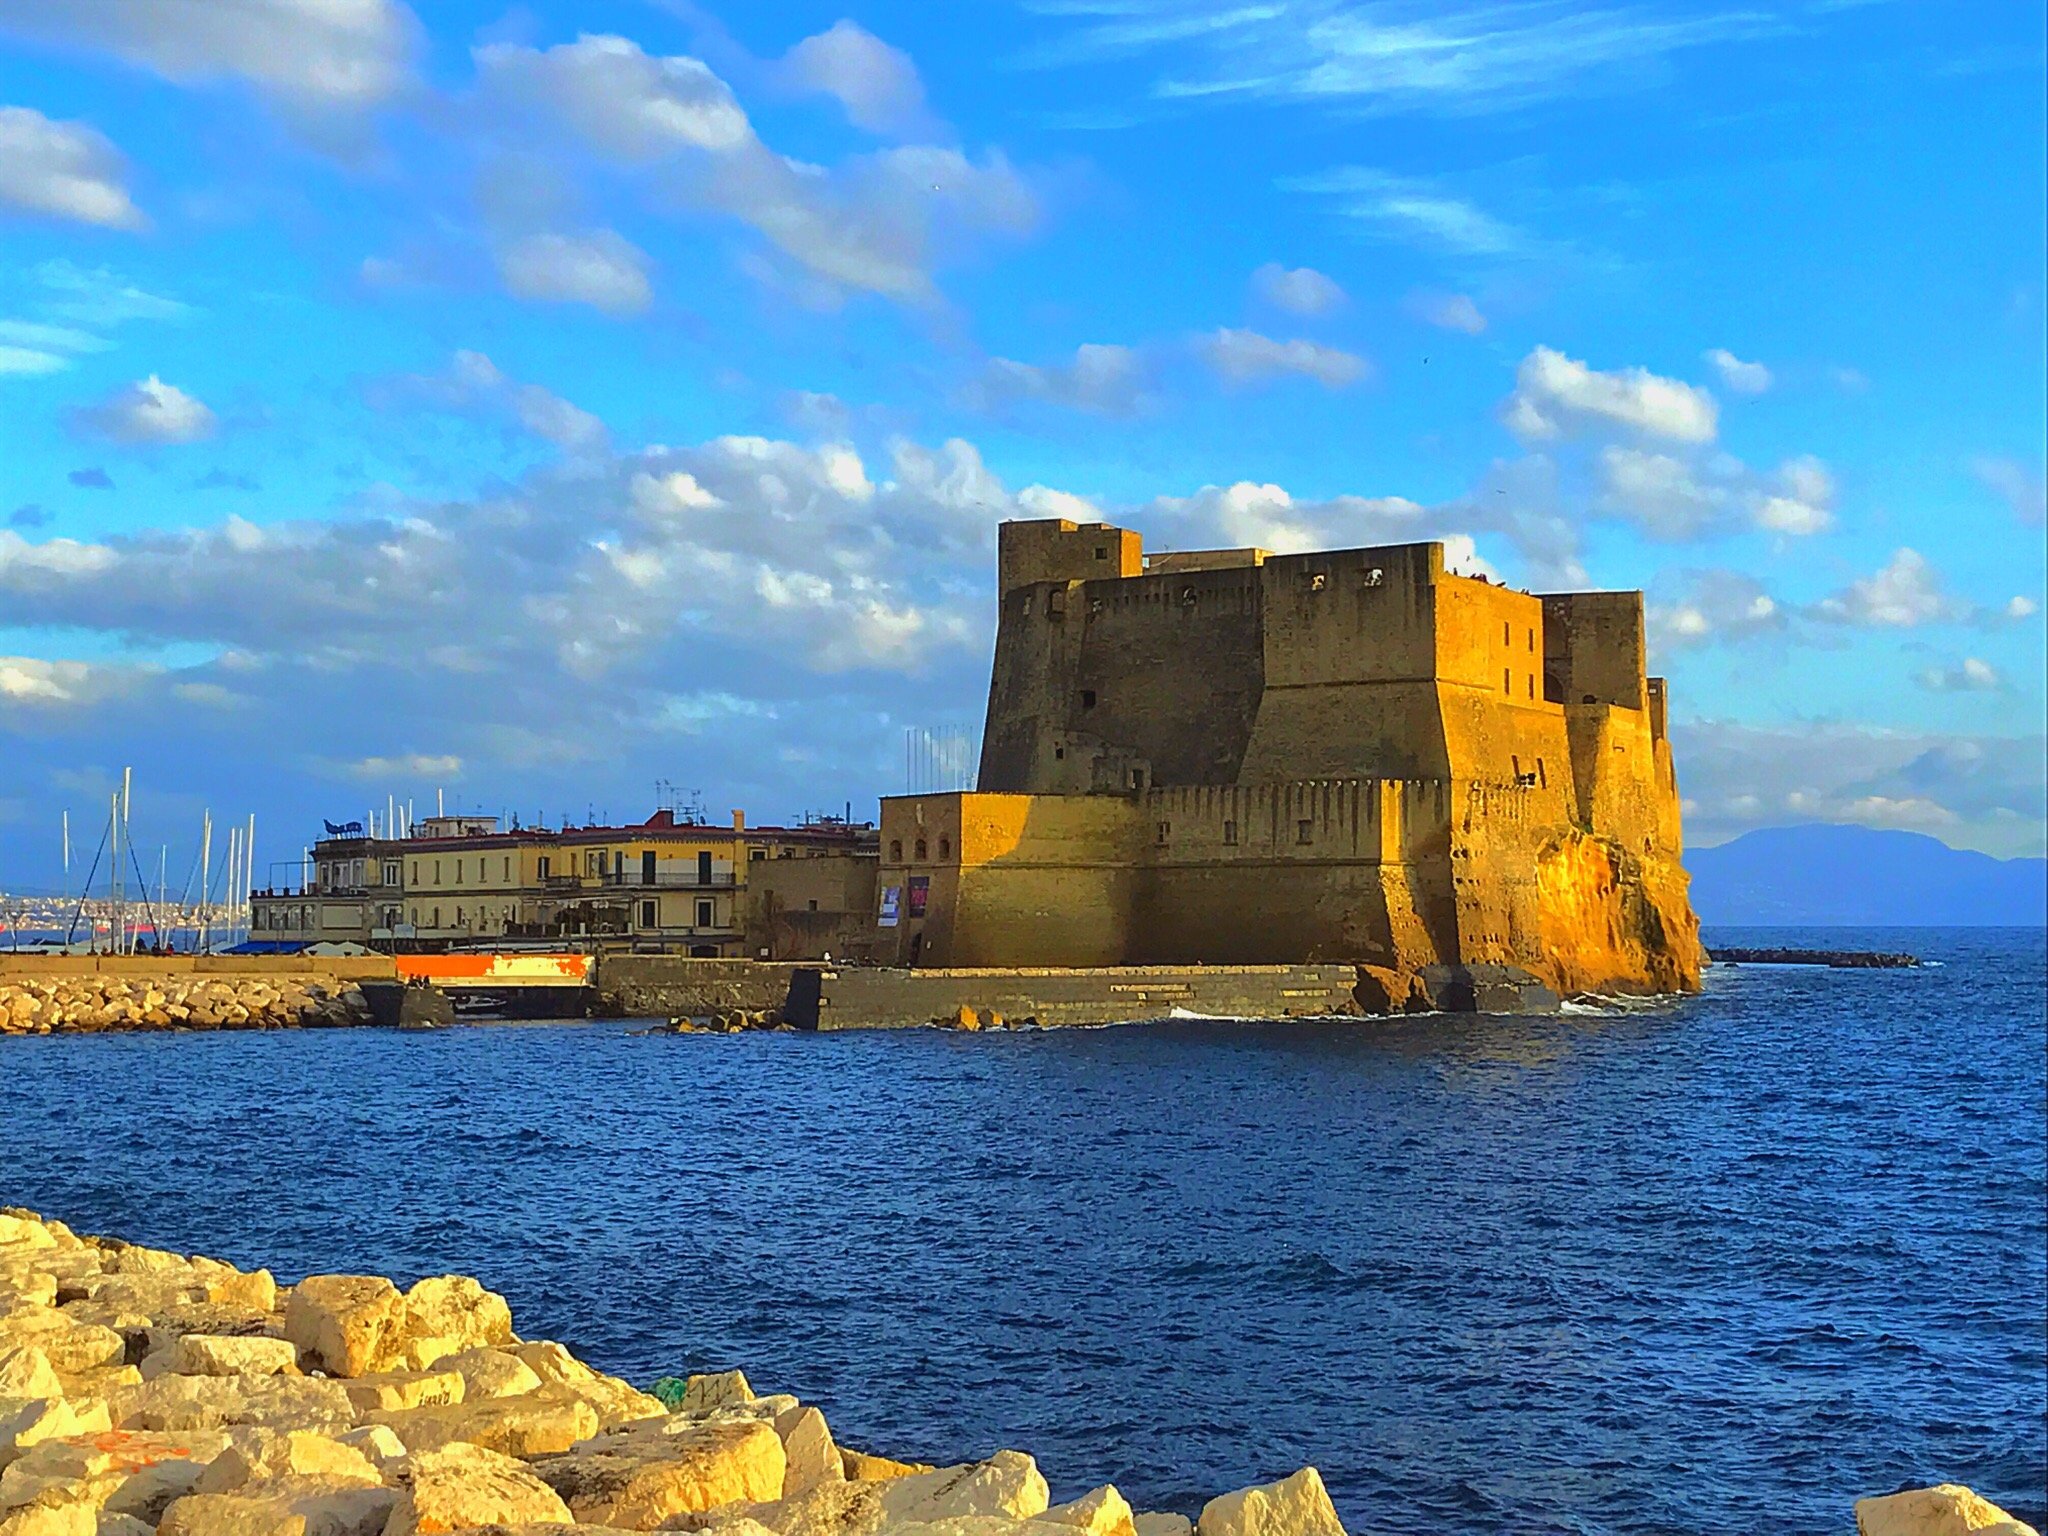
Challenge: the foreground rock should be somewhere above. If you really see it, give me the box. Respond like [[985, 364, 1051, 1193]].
[[1855, 1486, 2039, 1536], [4, 1207, 2025, 1536]]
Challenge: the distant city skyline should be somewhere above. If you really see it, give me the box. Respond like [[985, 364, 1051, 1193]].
[[1, 0, 2043, 884]]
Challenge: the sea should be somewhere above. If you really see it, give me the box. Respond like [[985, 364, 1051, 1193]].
[[2, 925, 2042, 1536]]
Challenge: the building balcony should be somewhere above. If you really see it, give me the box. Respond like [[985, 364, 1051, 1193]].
[[542, 872, 738, 890]]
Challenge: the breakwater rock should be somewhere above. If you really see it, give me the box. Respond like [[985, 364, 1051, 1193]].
[[0, 975, 373, 1036], [1709, 948, 1921, 969], [2, 1212, 2033, 1536], [0, 1210, 1351, 1536]]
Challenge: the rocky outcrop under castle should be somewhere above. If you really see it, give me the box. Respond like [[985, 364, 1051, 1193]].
[[0, 976, 373, 1036], [1, 1211, 2032, 1536]]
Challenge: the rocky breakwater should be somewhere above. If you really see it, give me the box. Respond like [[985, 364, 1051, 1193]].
[[0, 1212, 2034, 1536], [0, 976, 372, 1036], [0, 1210, 1353, 1536]]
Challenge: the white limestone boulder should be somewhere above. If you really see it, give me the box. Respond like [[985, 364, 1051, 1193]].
[[531, 1418, 787, 1529], [1855, 1484, 2040, 1536], [1195, 1469, 1344, 1536], [384, 1442, 573, 1536], [172, 1337, 299, 1379], [1045, 1486, 1136, 1536], [773, 1407, 842, 1498], [190, 1430, 381, 1493], [158, 1476, 396, 1536], [282, 1278, 409, 1379]]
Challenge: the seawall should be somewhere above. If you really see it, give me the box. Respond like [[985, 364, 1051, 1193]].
[[594, 957, 799, 1019], [785, 964, 1364, 1031]]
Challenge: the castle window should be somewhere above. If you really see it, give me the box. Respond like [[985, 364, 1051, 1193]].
[[1095, 545, 1108, 559], [1503, 621, 1511, 645], [1080, 689, 1097, 709], [889, 840, 902, 861], [1054, 745, 1065, 760], [1223, 820, 1238, 845], [1528, 628, 1536, 652], [1156, 822, 1170, 844], [1503, 669, 1511, 694], [938, 837, 951, 860], [1048, 589, 1066, 618], [915, 839, 928, 861], [1527, 675, 1535, 699], [1537, 759, 1548, 787], [808, 899, 819, 911], [1129, 768, 1146, 790], [1363, 568, 1384, 588], [1296, 819, 1313, 845], [1310, 572, 1326, 591], [697, 899, 714, 927]]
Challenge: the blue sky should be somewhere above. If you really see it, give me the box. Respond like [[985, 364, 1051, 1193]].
[[0, 0, 2043, 890]]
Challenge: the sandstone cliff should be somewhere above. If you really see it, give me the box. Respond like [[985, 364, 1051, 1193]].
[[1530, 831, 1704, 998]]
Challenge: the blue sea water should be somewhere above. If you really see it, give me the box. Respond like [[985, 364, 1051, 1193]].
[[2, 925, 2043, 1536]]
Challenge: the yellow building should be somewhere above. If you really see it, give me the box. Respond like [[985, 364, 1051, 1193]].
[[257, 810, 877, 957], [874, 517, 1702, 997]]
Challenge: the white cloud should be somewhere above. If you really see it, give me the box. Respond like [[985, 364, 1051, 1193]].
[[1647, 568, 1783, 652], [1029, 2, 1779, 118], [32, 260, 191, 326], [1597, 447, 1727, 539], [1971, 455, 2046, 526], [1595, 447, 1835, 540], [69, 374, 216, 445], [1504, 346, 1717, 443], [496, 230, 654, 316], [963, 343, 1147, 416], [1918, 657, 2001, 693], [1675, 720, 2044, 857], [1285, 166, 1536, 256], [775, 20, 930, 136], [1144, 480, 1429, 558], [1753, 455, 1835, 536], [1196, 328, 1366, 389], [476, 33, 1035, 307], [477, 33, 751, 157], [0, 0, 417, 110], [0, 106, 144, 229], [371, 350, 606, 451], [1815, 548, 1957, 627], [1251, 262, 1345, 315], [1411, 291, 1486, 334], [2008, 595, 2039, 621], [1703, 347, 1771, 394], [345, 753, 462, 780], [0, 346, 67, 378], [0, 654, 158, 707]]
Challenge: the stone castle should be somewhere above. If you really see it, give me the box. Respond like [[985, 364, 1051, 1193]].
[[875, 517, 1703, 996]]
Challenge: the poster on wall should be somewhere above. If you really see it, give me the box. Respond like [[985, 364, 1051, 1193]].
[[907, 876, 929, 917], [878, 887, 900, 928]]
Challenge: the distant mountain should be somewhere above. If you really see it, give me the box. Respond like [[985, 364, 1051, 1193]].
[[1687, 824, 2047, 926]]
